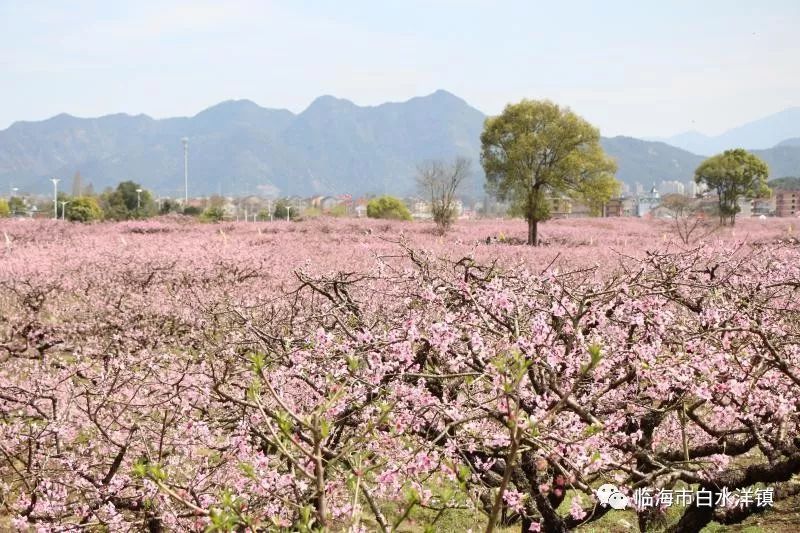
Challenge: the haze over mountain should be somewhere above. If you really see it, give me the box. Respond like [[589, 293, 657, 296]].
[[653, 108, 800, 156], [777, 137, 800, 148], [1, 91, 798, 198]]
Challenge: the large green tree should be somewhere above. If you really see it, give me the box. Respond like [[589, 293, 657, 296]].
[[480, 99, 618, 245], [8, 197, 26, 216], [366, 196, 412, 221], [66, 196, 104, 222], [100, 181, 155, 220], [0, 198, 9, 217], [273, 200, 298, 221], [694, 149, 770, 226], [577, 173, 622, 217]]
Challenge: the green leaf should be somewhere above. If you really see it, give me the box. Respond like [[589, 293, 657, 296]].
[[238, 462, 256, 479], [319, 418, 330, 438], [249, 351, 265, 374]]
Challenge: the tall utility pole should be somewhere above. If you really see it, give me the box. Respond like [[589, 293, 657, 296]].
[[182, 137, 189, 206], [11, 188, 18, 216], [50, 178, 60, 219]]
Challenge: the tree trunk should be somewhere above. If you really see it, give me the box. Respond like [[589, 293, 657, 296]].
[[669, 496, 716, 533], [527, 219, 538, 246]]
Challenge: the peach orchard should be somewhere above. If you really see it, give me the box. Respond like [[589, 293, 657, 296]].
[[1, 217, 799, 532]]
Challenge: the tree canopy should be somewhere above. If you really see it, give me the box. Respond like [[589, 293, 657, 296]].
[[481, 99, 618, 245], [8, 197, 26, 216], [416, 157, 470, 233], [694, 149, 770, 226], [100, 181, 154, 220], [200, 206, 225, 223], [366, 196, 412, 221], [0, 199, 9, 218], [66, 196, 104, 222], [273, 200, 297, 221], [159, 199, 181, 215]]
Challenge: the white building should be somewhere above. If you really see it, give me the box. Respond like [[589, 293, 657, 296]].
[[637, 186, 661, 217], [659, 180, 685, 195], [737, 198, 753, 218]]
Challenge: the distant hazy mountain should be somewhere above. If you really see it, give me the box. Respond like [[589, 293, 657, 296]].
[[599, 137, 704, 188], [768, 176, 800, 190], [654, 108, 800, 155], [1, 92, 798, 197], [777, 137, 800, 148], [752, 145, 800, 178], [0, 90, 488, 197], [601, 136, 800, 187]]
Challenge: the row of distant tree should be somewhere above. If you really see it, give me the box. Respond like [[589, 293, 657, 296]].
[[1, 100, 778, 235], [0, 181, 157, 221], [0, 181, 296, 222], [0, 179, 415, 223]]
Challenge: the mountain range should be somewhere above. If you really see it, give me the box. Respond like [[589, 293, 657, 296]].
[[651, 107, 800, 155], [1, 91, 799, 198]]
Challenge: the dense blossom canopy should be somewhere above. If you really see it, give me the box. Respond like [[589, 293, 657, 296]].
[[1, 217, 798, 531]]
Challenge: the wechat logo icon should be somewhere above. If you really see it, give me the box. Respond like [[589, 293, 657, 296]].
[[596, 483, 629, 510]]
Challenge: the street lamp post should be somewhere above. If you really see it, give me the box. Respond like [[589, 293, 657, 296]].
[[50, 179, 60, 219], [10, 187, 19, 216], [59, 201, 70, 221], [182, 138, 189, 206], [136, 188, 142, 210]]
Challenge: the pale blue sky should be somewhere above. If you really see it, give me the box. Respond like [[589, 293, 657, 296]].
[[1, 1, 798, 136]]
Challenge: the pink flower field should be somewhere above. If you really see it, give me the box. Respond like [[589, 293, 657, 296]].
[[1, 216, 799, 532]]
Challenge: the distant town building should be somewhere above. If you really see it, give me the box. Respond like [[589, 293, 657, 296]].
[[549, 197, 572, 218], [775, 190, 799, 217], [320, 196, 339, 211], [604, 196, 637, 217], [737, 198, 753, 218], [686, 181, 701, 198], [409, 198, 431, 219], [659, 180, 685, 195], [637, 186, 661, 217], [649, 205, 674, 219], [752, 196, 776, 216], [605, 199, 622, 217], [622, 197, 637, 216]]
